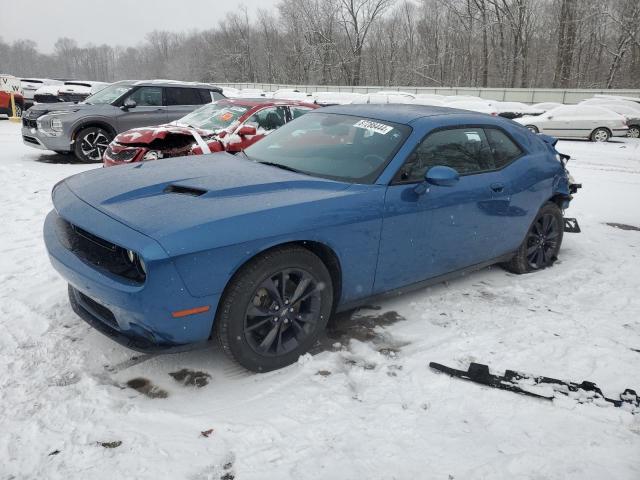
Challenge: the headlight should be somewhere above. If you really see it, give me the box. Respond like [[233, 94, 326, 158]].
[[38, 111, 73, 136], [125, 250, 147, 277], [51, 117, 63, 132]]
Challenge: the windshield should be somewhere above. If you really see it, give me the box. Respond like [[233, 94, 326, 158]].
[[244, 112, 411, 183], [84, 83, 133, 105], [178, 102, 250, 130]]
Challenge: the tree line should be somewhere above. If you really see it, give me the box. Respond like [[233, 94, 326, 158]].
[[1, 0, 638, 89]]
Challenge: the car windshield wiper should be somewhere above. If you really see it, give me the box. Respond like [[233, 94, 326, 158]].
[[257, 161, 303, 174]]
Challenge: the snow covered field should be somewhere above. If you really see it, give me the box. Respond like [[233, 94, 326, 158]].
[[1, 119, 639, 479]]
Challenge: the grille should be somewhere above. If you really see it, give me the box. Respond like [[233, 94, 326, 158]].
[[56, 215, 145, 283], [76, 290, 118, 328], [105, 146, 138, 161], [59, 93, 89, 103], [34, 94, 61, 103]]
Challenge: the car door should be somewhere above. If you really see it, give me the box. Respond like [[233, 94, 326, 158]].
[[541, 106, 581, 138], [374, 126, 512, 292], [115, 86, 168, 132], [165, 87, 206, 121]]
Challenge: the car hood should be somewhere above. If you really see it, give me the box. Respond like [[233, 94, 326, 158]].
[[61, 153, 358, 254], [27, 102, 113, 114], [114, 124, 215, 145]]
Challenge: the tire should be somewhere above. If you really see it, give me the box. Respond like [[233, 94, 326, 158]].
[[628, 125, 640, 139], [501, 202, 564, 274], [216, 246, 333, 372], [73, 126, 112, 163], [525, 125, 539, 134], [590, 127, 610, 142]]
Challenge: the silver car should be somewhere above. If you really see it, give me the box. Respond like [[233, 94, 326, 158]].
[[22, 80, 224, 162]]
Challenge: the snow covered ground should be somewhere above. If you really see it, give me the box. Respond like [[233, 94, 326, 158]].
[[1, 119, 639, 479]]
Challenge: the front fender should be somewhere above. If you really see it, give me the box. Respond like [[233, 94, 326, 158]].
[[169, 186, 386, 304]]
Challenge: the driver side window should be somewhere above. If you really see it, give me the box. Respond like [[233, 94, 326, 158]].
[[126, 87, 163, 107], [397, 127, 494, 183], [246, 107, 287, 131]]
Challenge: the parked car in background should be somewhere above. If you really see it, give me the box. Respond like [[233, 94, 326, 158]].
[[103, 98, 318, 166], [0, 90, 24, 117], [312, 91, 366, 105], [20, 78, 63, 108], [58, 81, 109, 103], [516, 105, 628, 141], [596, 103, 640, 138], [353, 92, 415, 104], [31, 81, 107, 104], [33, 84, 65, 104], [22, 80, 224, 162], [494, 102, 544, 119], [444, 99, 499, 116], [580, 97, 640, 112], [532, 102, 563, 112], [44, 104, 579, 372], [235, 88, 271, 98], [593, 94, 640, 104]]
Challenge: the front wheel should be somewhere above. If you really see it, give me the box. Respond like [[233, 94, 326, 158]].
[[628, 125, 640, 139], [525, 125, 539, 134], [502, 202, 564, 274], [73, 127, 112, 163], [216, 246, 333, 372], [590, 127, 610, 142]]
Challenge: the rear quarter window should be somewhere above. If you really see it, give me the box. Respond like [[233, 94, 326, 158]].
[[485, 128, 523, 168]]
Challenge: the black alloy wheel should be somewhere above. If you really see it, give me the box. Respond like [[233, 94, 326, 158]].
[[501, 202, 564, 274], [216, 246, 333, 372], [244, 268, 322, 356], [525, 212, 561, 270]]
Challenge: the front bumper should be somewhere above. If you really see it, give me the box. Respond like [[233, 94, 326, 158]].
[[21, 124, 71, 152], [44, 185, 221, 352]]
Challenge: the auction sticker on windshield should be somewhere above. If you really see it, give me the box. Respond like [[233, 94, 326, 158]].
[[353, 119, 394, 135]]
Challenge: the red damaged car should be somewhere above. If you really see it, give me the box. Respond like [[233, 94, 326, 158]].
[[103, 98, 318, 166]]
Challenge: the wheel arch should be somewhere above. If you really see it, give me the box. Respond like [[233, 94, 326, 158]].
[[213, 239, 343, 327], [71, 121, 117, 144]]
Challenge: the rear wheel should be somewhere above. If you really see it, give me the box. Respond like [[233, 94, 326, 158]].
[[628, 125, 640, 139], [502, 202, 564, 274], [73, 127, 112, 163], [216, 246, 333, 372], [14, 103, 23, 118], [590, 127, 610, 142]]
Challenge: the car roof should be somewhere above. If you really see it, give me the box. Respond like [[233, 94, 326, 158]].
[[317, 103, 479, 124], [112, 79, 223, 91]]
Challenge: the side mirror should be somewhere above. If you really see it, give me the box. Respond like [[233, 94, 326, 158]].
[[425, 166, 460, 187], [121, 99, 137, 110], [546, 115, 553, 120], [237, 125, 257, 136]]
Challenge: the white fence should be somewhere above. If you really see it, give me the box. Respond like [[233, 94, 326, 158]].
[[215, 83, 640, 104]]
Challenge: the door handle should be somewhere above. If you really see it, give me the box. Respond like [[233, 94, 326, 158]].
[[490, 182, 504, 193]]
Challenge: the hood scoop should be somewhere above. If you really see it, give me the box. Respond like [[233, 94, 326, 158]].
[[164, 184, 207, 197]]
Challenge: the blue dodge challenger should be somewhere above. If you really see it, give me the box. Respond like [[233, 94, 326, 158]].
[[44, 104, 578, 372]]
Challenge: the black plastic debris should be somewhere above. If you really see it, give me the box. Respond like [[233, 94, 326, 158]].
[[430, 362, 639, 414]]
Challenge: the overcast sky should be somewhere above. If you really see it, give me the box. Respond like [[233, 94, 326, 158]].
[[1, 0, 280, 53]]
